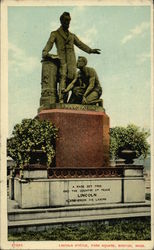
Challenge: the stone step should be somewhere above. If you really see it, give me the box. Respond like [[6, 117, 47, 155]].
[[8, 201, 151, 222], [8, 210, 151, 233]]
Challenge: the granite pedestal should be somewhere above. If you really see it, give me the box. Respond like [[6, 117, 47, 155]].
[[38, 108, 109, 168], [12, 165, 145, 208], [11, 107, 146, 208]]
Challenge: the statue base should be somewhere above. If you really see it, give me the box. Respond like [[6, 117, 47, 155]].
[[38, 103, 105, 113], [38, 108, 109, 168], [10, 165, 145, 208]]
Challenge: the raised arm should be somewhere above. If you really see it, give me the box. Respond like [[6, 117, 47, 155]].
[[74, 34, 101, 54]]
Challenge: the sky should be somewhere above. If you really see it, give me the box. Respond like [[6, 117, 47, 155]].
[[8, 5, 151, 137]]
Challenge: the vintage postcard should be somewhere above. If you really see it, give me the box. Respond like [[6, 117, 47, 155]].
[[0, 0, 154, 249]]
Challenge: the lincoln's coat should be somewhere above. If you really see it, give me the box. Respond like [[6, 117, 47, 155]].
[[42, 26, 92, 80]]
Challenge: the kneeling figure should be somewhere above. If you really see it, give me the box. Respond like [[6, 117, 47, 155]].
[[63, 56, 102, 105]]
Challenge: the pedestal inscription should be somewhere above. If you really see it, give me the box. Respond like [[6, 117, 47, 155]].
[[66, 183, 111, 204], [50, 179, 122, 206]]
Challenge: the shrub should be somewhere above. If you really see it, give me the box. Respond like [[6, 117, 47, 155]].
[[109, 124, 150, 159], [7, 118, 58, 168]]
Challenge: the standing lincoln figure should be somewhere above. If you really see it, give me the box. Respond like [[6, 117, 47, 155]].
[[42, 12, 101, 103]]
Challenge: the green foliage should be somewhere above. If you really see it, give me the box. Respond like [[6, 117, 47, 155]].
[[8, 217, 151, 241], [109, 124, 150, 159], [7, 118, 58, 168]]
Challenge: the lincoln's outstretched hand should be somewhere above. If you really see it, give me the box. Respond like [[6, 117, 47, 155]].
[[91, 49, 101, 54]]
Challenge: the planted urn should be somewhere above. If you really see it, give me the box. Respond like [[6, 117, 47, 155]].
[[118, 149, 137, 164]]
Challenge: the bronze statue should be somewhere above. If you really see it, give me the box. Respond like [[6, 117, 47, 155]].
[[42, 12, 101, 103], [63, 56, 102, 105]]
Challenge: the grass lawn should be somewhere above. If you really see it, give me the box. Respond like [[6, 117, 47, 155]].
[[8, 217, 151, 241]]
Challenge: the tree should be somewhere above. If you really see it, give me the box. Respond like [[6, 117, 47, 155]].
[[109, 124, 150, 159], [7, 118, 58, 168]]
